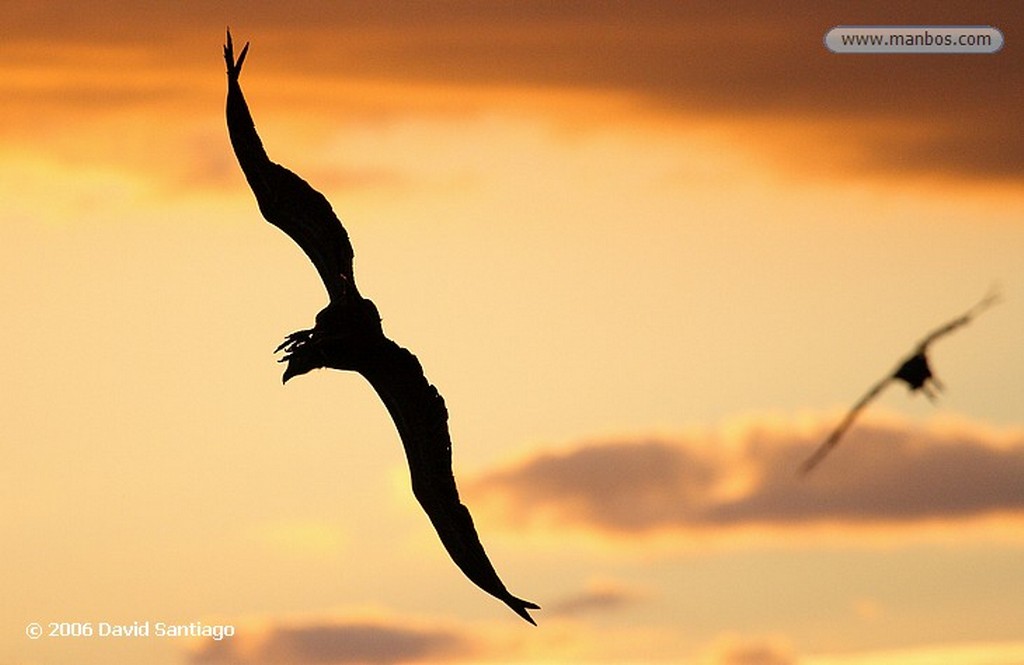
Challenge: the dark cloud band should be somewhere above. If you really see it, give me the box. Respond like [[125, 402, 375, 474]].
[[190, 617, 473, 664], [468, 418, 1024, 535], [3, 1, 1020, 181]]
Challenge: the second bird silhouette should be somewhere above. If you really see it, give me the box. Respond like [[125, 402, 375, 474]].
[[799, 288, 1001, 475]]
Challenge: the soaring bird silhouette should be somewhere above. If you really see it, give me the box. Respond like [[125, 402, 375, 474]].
[[224, 31, 539, 624], [799, 289, 1001, 475]]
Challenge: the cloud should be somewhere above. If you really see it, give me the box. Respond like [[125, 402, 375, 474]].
[[700, 635, 797, 665], [703, 634, 1024, 665], [715, 645, 794, 665], [189, 615, 474, 665], [803, 640, 1024, 665], [547, 579, 647, 618], [467, 416, 1024, 537], [2, 1, 1021, 182]]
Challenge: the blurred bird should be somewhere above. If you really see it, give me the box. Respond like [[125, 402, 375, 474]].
[[799, 288, 1001, 475]]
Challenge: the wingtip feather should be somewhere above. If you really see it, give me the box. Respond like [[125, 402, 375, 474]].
[[506, 596, 540, 625]]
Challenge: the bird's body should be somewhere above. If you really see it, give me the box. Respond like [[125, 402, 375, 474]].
[[799, 289, 1000, 475], [224, 32, 538, 624], [892, 352, 935, 392]]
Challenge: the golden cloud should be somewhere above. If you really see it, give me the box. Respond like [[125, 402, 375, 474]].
[[467, 415, 1024, 537], [2, 1, 1020, 183], [189, 614, 475, 664]]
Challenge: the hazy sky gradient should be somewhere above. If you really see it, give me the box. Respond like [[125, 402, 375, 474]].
[[3, 3, 1022, 664]]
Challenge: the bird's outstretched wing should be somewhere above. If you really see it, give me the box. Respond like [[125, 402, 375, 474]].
[[913, 287, 1001, 353], [346, 338, 540, 625], [224, 30, 354, 304], [798, 375, 892, 475]]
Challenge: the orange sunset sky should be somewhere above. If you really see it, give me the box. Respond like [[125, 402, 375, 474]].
[[2, 2, 1023, 664]]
